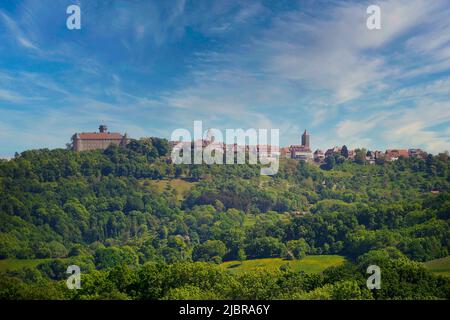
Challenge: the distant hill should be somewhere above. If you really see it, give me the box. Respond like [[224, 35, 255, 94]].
[[0, 140, 449, 299]]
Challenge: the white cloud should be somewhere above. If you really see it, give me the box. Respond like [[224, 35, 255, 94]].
[[0, 11, 38, 51], [334, 100, 450, 153], [0, 88, 27, 103], [260, 0, 446, 103]]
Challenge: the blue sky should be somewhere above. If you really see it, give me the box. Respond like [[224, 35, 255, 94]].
[[0, 0, 449, 158]]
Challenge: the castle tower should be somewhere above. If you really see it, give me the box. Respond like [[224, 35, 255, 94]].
[[301, 130, 310, 148], [99, 124, 108, 133]]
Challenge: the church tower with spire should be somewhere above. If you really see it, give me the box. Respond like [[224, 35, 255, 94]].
[[288, 129, 312, 161], [301, 130, 310, 149]]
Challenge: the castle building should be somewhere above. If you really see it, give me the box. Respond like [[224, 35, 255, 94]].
[[72, 125, 129, 151], [301, 130, 310, 148], [289, 130, 313, 161]]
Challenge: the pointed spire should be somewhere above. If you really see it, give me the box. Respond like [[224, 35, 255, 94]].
[[301, 129, 310, 148]]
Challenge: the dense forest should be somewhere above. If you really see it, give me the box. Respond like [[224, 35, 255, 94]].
[[0, 138, 449, 299]]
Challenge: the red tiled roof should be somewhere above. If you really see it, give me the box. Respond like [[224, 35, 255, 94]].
[[290, 145, 311, 152], [77, 132, 123, 140], [385, 149, 409, 158]]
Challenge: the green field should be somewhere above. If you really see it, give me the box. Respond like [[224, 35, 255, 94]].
[[141, 178, 196, 201], [0, 258, 53, 271], [423, 256, 450, 277], [220, 255, 346, 274]]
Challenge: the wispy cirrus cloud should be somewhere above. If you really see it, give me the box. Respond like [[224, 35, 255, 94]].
[[0, 10, 39, 51], [334, 100, 450, 153], [157, 0, 450, 149], [258, 0, 444, 103]]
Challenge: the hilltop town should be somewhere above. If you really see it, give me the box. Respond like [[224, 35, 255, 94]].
[[69, 125, 429, 166]]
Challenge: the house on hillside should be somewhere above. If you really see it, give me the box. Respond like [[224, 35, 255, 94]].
[[313, 149, 325, 163], [385, 149, 409, 161]]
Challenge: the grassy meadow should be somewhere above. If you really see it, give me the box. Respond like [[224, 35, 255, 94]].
[[424, 256, 450, 277], [141, 178, 196, 201], [220, 255, 346, 274], [0, 258, 52, 272]]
